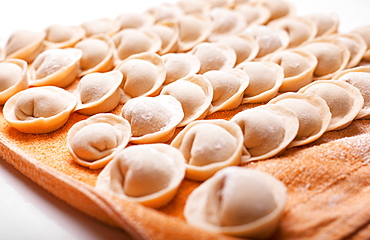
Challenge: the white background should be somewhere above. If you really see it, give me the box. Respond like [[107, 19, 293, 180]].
[[0, 0, 370, 239]]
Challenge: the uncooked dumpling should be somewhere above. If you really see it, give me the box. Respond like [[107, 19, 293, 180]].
[[115, 52, 166, 103], [161, 53, 201, 85], [266, 49, 318, 92], [298, 80, 364, 131], [350, 24, 370, 61], [28, 48, 82, 88], [333, 66, 370, 119], [160, 74, 213, 126], [268, 92, 331, 147], [3, 86, 77, 133], [113, 28, 162, 61], [44, 24, 85, 49], [171, 119, 244, 181], [74, 71, 123, 115], [301, 38, 350, 78], [74, 35, 115, 76], [121, 95, 184, 144], [237, 61, 284, 103], [190, 42, 236, 74], [203, 69, 249, 113], [67, 113, 131, 169], [95, 144, 186, 208], [4, 29, 45, 63], [306, 13, 339, 37], [81, 18, 121, 37], [184, 166, 287, 238], [0, 59, 29, 105], [230, 104, 299, 162]]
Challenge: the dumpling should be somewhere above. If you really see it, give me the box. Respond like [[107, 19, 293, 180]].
[[243, 25, 289, 58], [256, 0, 294, 21], [234, 4, 271, 26], [121, 95, 184, 144], [161, 53, 201, 85], [230, 104, 299, 162], [81, 18, 121, 37], [298, 80, 364, 131], [44, 24, 85, 49], [203, 69, 249, 113], [3, 86, 77, 134], [268, 92, 331, 147], [170, 120, 244, 181], [28, 48, 82, 88], [74, 35, 115, 76], [350, 25, 370, 61], [112, 28, 162, 61], [266, 49, 318, 92], [176, 0, 209, 16], [4, 29, 46, 63], [74, 71, 123, 115], [184, 166, 287, 238], [333, 66, 370, 119], [207, 8, 246, 42], [301, 38, 350, 79], [95, 144, 186, 208], [116, 12, 154, 30], [114, 52, 166, 103], [217, 33, 259, 65], [190, 42, 236, 74], [67, 113, 131, 169], [160, 74, 213, 126], [268, 16, 317, 48], [146, 2, 184, 23], [176, 14, 213, 52], [306, 13, 339, 37], [0, 59, 29, 105], [147, 20, 179, 55], [237, 61, 284, 103], [328, 33, 367, 68]]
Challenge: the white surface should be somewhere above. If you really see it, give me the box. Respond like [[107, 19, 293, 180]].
[[0, 0, 370, 239]]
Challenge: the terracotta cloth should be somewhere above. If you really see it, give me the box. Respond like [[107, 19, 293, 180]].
[[1, 102, 370, 240]]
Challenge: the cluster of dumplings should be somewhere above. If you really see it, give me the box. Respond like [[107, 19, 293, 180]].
[[2, 0, 370, 238]]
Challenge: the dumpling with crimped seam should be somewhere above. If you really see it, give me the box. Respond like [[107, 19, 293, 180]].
[[4, 29, 45, 63], [268, 92, 332, 147], [74, 71, 123, 115], [203, 69, 249, 114], [171, 119, 244, 181], [67, 113, 131, 169], [160, 74, 213, 127], [28, 48, 82, 88], [333, 66, 370, 119], [121, 95, 184, 144], [231, 104, 299, 162], [184, 166, 287, 239], [75, 35, 115, 76], [234, 4, 271, 26], [237, 61, 284, 103], [298, 80, 364, 131], [147, 19, 179, 55], [0, 59, 29, 105], [115, 52, 166, 103], [95, 144, 186, 208], [3, 86, 77, 134]]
